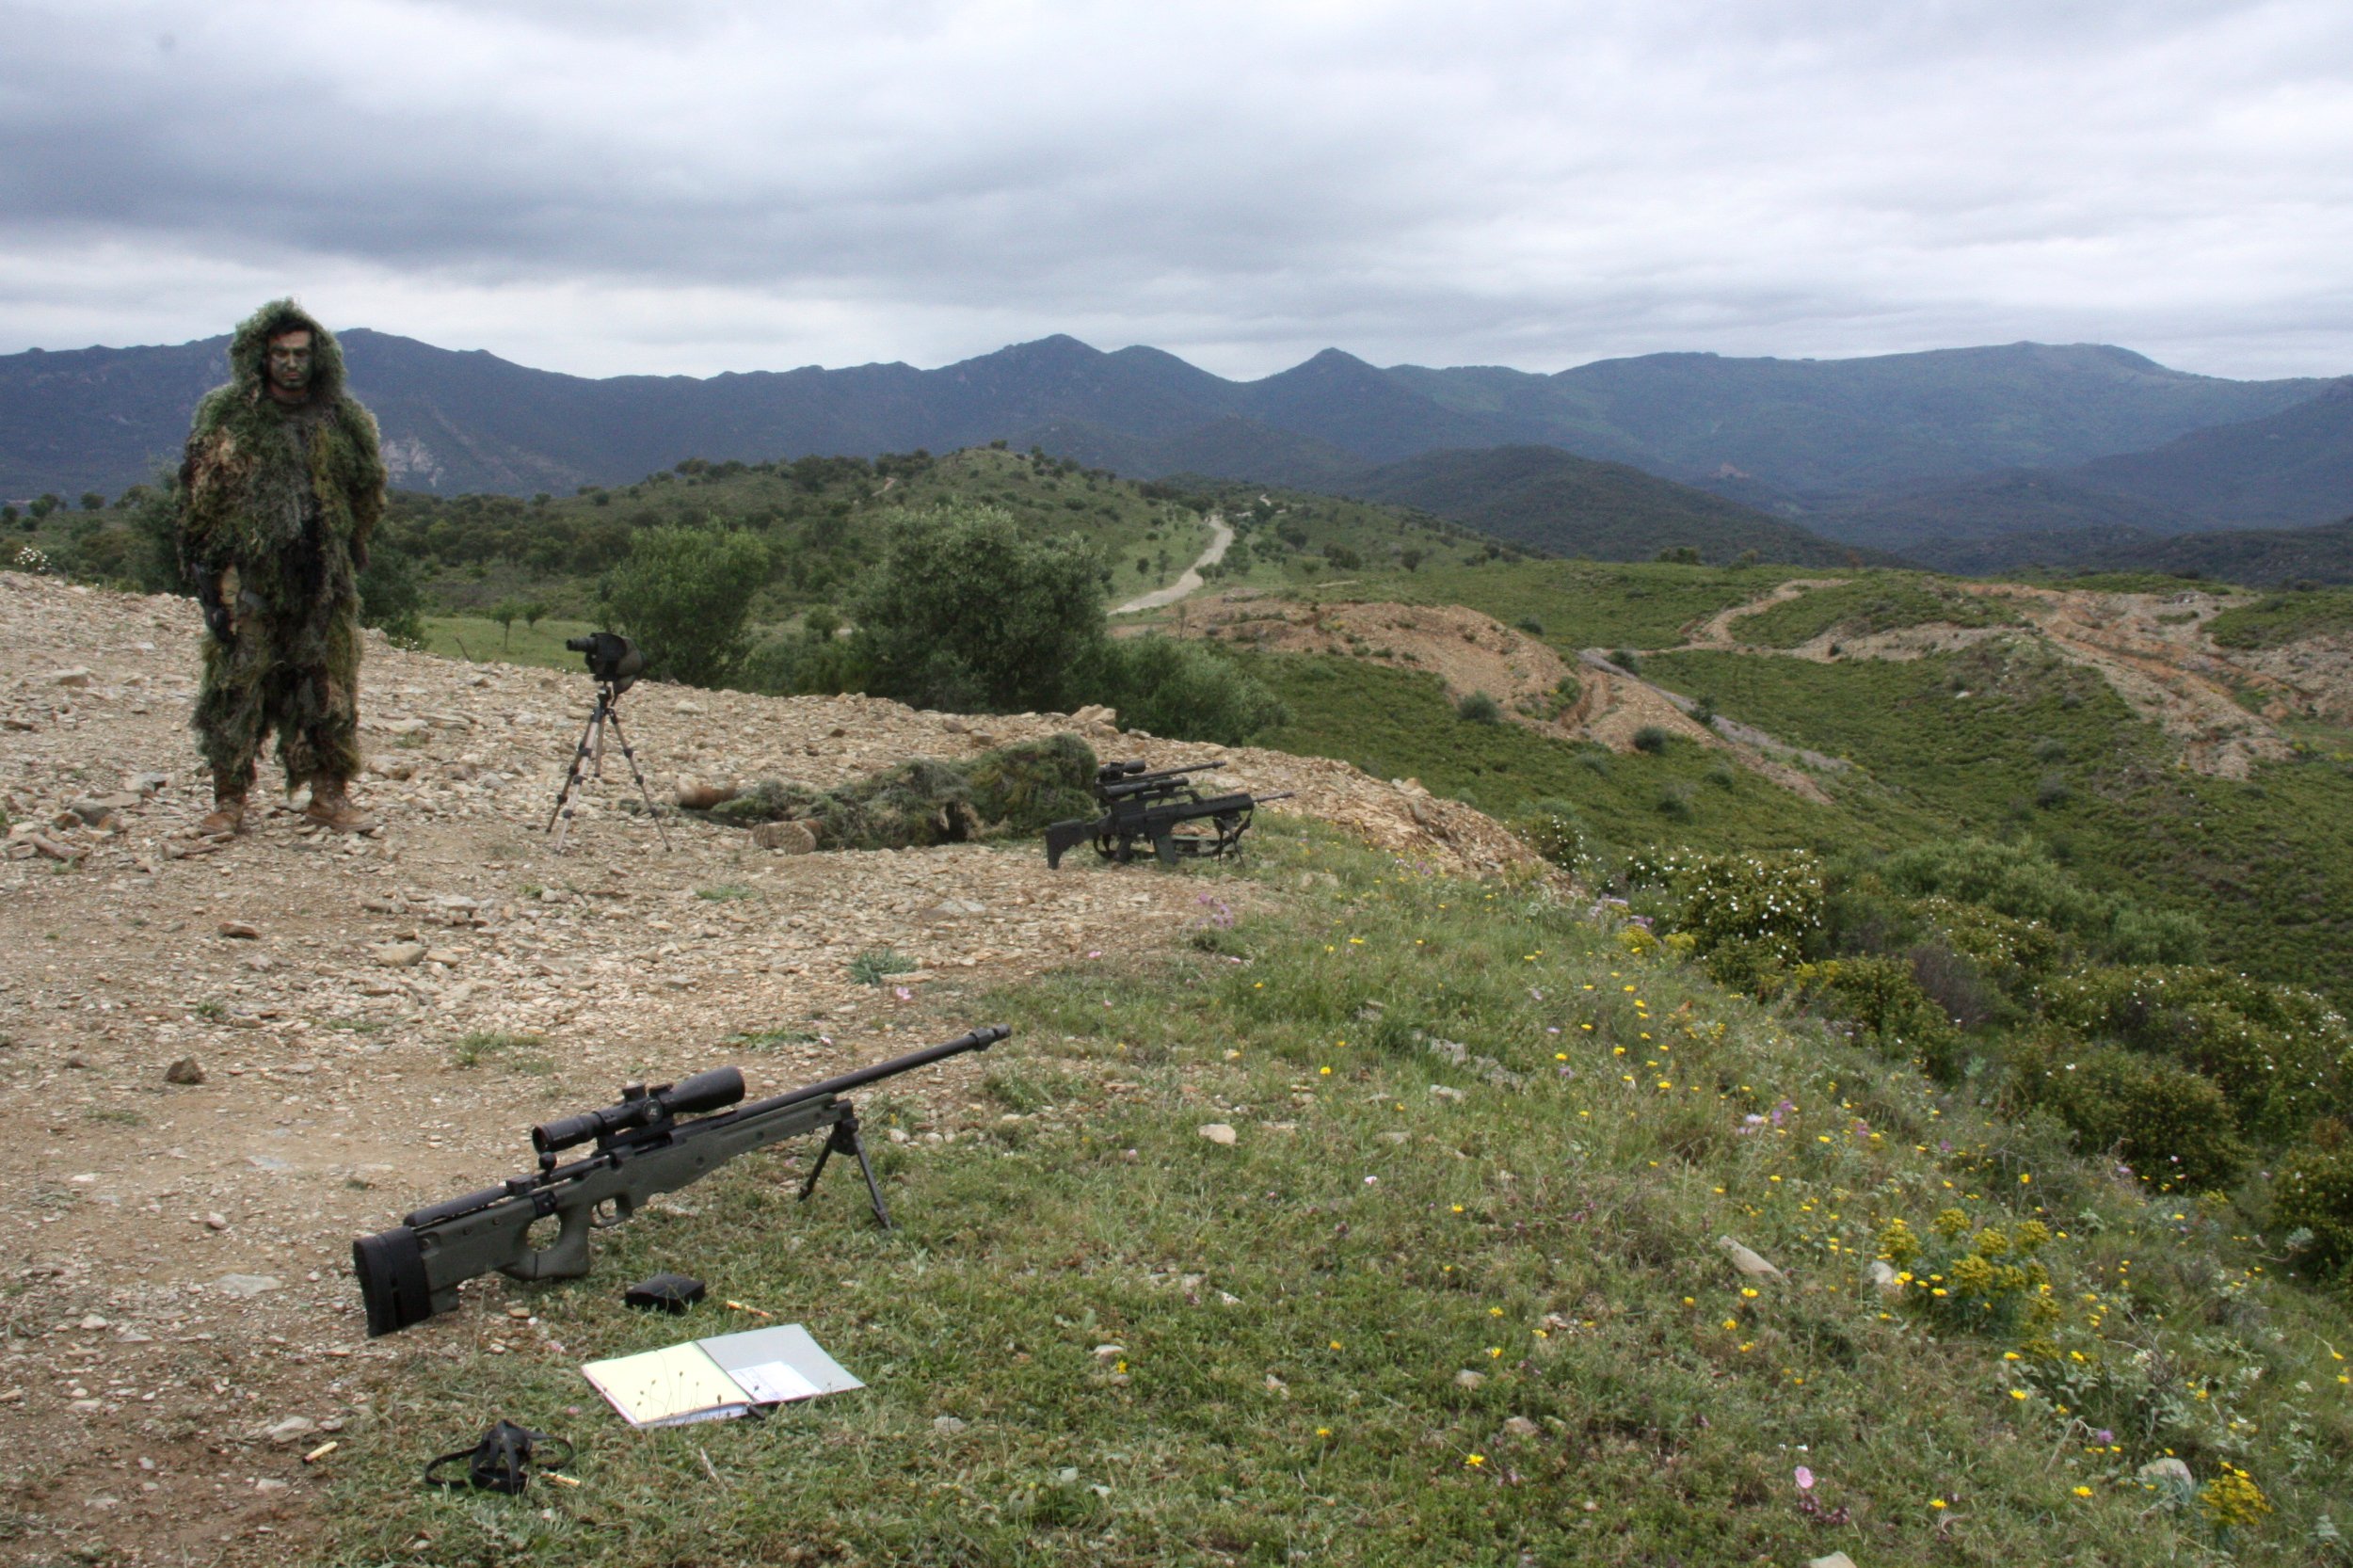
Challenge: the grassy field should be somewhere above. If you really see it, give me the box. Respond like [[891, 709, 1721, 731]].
[[312, 829, 2353, 1566], [1732, 577, 2025, 649], [1229, 649, 1939, 857], [418, 615, 600, 670], [1644, 644, 2353, 996], [2206, 586, 2353, 649], [1311, 559, 1802, 653]]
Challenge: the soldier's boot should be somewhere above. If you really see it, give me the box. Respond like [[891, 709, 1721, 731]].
[[302, 778, 377, 834], [195, 788, 247, 839]]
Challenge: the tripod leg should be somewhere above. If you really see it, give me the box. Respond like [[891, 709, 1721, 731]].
[[603, 707, 672, 852], [546, 696, 606, 853]]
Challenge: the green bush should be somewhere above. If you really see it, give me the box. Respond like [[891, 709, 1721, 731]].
[[852, 504, 1104, 712], [2035, 966, 2350, 1140], [600, 522, 769, 687], [1880, 837, 2113, 933], [1515, 799, 1582, 867], [1788, 951, 1958, 1073], [1084, 636, 1288, 744], [1631, 724, 1670, 753], [2273, 1144, 2353, 1280], [1639, 848, 1826, 990], [2015, 1040, 2249, 1192], [1456, 689, 1502, 724], [737, 605, 869, 696], [1878, 836, 2206, 964], [358, 538, 427, 649]]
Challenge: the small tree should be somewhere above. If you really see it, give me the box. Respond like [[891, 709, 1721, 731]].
[[601, 523, 770, 688], [522, 600, 550, 634], [488, 597, 527, 650], [358, 541, 427, 648], [79, 491, 105, 511], [851, 504, 1104, 712]]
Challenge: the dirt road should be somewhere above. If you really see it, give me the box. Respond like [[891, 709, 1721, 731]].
[[1112, 515, 1234, 614]]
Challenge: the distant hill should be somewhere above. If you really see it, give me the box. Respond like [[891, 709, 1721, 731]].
[[1337, 445, 1899, 568], [1402, 343, 2325, 493], [2067, 377, 2353, 525], [1813, 378, 2353, 568], [2, 329, 2329, 508], [2075, 515, 2353, 586]]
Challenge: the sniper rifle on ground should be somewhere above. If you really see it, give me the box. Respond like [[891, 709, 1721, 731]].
[[1043, 759, 1289, 869], [351, 1025, 1009, 1336]]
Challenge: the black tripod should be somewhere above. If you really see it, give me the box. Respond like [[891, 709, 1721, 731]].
[[546, 680, 670, 855]]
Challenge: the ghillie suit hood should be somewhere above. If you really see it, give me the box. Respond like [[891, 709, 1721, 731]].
[[178, 296, 384, 589], [178, 299, 386, 792], [224, 296, 354, 407]]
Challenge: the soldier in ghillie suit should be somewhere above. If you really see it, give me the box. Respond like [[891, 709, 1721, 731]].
[[178, 299, 386, 836]]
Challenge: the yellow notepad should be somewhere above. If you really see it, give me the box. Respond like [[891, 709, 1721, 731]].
[[579, 1343, 752, 1428]]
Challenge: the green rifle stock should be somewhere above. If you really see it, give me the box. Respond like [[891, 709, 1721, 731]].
[[351, 1024, 1009, 1336]]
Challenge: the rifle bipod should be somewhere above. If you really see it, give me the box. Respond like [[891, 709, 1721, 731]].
[[546, 680, 671, 855], [795, 1102, 892, 1229]]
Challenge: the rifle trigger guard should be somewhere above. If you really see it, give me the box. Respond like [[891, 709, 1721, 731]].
[[589, 1196, 632, 1230]]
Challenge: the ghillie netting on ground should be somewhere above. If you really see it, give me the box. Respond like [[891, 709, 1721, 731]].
[[690, 732, 1099, 851]]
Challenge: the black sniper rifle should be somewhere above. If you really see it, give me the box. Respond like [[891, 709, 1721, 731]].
[[351, 1025, 1009, 1336], [1044, 758, 1290, 869]]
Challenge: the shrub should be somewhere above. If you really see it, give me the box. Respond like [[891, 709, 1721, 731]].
[[1879, 837, 2207, 963], [2015, 1040, 2249, 1192], [1881, 837, 2111, 933], [1610, 648, 1641, 674], [1630, 725, 1670, 754], [1085, 637, 1288, 744], [2273, 1144, 2353, 1280], [1881, 1209, 2057, 1338], [600, 522, 770, 687], [1793, 955, 1961, 1074], [1515, 799, 1582, 866], [1907, 896, 2069, 992], [1640, 848, 1826, 990], [2035, 966, 2349, 1139], [851, 504, 1105, 712], [1456, 690, 1502, 724], [357, 538, 427, 649]]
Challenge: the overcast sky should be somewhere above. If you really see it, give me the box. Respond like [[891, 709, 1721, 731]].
[[3, 0, 2349, 381]]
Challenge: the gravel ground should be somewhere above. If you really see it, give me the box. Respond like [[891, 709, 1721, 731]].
[[0, 571, 1543, 1565]]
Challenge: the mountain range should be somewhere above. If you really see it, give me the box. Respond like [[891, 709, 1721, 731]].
[[3, 328, 2344, 576]]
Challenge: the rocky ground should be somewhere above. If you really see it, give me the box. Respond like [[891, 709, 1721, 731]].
[[0, 572, 1541, 1566]]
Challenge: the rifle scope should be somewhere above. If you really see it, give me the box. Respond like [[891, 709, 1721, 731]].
[[531, 1066, 745, 1158]]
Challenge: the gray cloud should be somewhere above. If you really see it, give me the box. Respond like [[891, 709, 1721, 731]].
[[2, 0, 2348, 378]]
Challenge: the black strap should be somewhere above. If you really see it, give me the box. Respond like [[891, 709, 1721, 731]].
[[423, 1419, 574, 1495]]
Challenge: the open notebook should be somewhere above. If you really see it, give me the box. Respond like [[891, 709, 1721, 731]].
[[581, 1323, 863, 1429]]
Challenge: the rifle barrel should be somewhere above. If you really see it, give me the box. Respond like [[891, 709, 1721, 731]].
[[726, 1024, 1010, 1121]]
